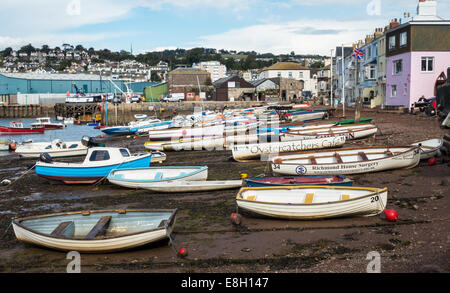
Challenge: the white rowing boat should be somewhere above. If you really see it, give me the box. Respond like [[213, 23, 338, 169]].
[[232, 135, 347, 162], [12, 209, 177, 253], [236, 186, 388, 219], [411, 138, 443, 160], [282, 124, 378, 141], [271, 146, 421, 176], [107, 166, 208, 189], [141, 180, 243, 193]]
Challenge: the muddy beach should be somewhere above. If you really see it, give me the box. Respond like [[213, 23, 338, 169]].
[[0, 109, 449, 273]]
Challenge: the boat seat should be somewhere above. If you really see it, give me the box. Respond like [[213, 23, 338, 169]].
[[154, 172, 163, 180], [358, 152, 369, 162], [385, 150, 394, 157], [341, 194, 350, 201], [304, 193, 314, 204], [85, 216, 112, 239], [50, 221, 75, 238], [334, 153, 344, 164], [309, 156, 317, 164], [246, 195, 256, 201]]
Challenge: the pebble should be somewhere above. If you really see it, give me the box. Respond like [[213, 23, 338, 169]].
[[433, 207, 438, 211], [241, 248, 251, 252], [412, 204, 419, 210]]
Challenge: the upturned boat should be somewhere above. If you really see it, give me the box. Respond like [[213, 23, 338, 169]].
[[271, 146, 421, 176], [107, 166, 208, 189], [35, 147, 152, 184], [139, 180, 244, 193], [12, 209, 177, 253], [236, 186, 388, 219], [245, 175, 352, 187]]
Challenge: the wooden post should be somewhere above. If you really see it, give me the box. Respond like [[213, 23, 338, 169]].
[[115, 103, 118, 125], [355, 97, 362, 123]]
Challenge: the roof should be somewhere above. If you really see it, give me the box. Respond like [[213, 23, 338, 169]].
[[213, 75, 236, 86], [262, 62, 308, 71], [169, 68, 210, 75], [0, 72, 109, 81], [250, 78, 277, 87]]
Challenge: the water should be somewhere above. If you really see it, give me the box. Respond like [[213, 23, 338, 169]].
[[0, 118, 103, 157], [0, 118, 103, 143]]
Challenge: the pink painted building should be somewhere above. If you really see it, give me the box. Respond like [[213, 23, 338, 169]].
[[385, 0, 450, 107]]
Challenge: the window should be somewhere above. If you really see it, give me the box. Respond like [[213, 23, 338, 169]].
[[277, 72, 281, 77], [365, 64, 376, 80], [400, 32, 407, 48], [299, 72, 303, 78], [393, 60, 403, 75], [389, 36, 396, 51], [89, 150, 110, 161], [119, 149, 130, 157], [421, 57, 434, 72], [391, 85, 397, 97], [289, 72, 293, 78]]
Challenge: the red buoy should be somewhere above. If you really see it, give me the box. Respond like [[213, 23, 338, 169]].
[[182, 129, 187, 136], [100, 134, 105, 138], [9, 143, 16, 151], [178, 248, 188, 258], [428, 158, 437, 166], [230, 213, 243, 226], [384, 209, 398, 222]]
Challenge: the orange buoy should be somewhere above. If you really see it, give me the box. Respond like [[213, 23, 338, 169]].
[[230, 213, 243, 226], [100, 134, 105, 138], [9, 143, 16, 151]]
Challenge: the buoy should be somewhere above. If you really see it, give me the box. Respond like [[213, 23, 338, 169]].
[[100, 134, 105, 138], [230, 213, 243, 226], [428, 158, 437, 166], [133, 136, 138, 140], [178, 248, 188, 258], [182, 129, 187, 136], [77, 120, 81, 125], [240, 173, 248, 179], [9, 143, 16, 151], [384, 209, 398, 222], [1, 179, 11, 186]]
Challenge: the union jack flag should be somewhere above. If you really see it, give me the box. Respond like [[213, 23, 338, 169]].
[[352, 48, 365, 60]]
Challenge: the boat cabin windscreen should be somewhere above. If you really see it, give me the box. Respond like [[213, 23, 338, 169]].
[[119, 149, 130, 157], [89, 150, 110, 161]]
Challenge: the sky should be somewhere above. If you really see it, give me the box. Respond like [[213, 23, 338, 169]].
[[1, 0, 449, 56]]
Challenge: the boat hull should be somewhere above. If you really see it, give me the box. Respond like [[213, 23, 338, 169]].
[[236, 186, 388, 219], [245, 175, 353, 187], [35, 155, 152, 184], [0, 127, 45, 134], [142, 180, 243, 193], [12, 209, 177, 253]]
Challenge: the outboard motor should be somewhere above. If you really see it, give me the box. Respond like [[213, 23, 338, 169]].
[[39, 152, 53, 163], [81, 136, 105, 148]]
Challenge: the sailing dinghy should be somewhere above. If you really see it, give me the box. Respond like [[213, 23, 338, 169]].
[[12, 209, 177, 253], [236, 186, 388, 219]]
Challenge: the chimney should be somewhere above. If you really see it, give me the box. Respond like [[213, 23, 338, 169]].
[[417, 0, 437, 17]]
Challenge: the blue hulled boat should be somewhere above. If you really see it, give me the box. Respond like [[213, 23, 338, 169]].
[[35, 147, 152, 184], [245, 175, 353, 187]]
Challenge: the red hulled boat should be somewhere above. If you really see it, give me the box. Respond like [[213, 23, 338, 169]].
[[31, 117, 64, 129], [0, 122, 45, 135]]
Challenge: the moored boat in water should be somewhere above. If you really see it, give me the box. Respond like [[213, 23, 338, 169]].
[[0, 122, 45, 135]]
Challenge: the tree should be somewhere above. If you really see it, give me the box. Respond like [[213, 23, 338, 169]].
[[1, 47, 13, 57], [19, 44, 35, 55], [150, 71, 161, 82], [310, 61, 325, 68], [205, 77, 212, 86]]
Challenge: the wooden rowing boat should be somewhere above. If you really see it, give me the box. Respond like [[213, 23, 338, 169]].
[[281, 124, 378, 141], [245, 175, 353, 187], [107, 166, 208, 189], [12, 209, 177, 253], [411, 138, 443, 160], [232, 135, 347, 162], [271, 146, 421, 175], [141, 180, 244, 193], [236, 186, 388, 219]]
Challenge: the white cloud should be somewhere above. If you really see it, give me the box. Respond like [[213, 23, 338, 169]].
[[197, 18, 388, 55]]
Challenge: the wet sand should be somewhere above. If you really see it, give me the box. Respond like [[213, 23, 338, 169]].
[[0, 109, 449, 273]]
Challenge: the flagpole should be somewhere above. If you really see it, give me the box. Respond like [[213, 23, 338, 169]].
[[341, 44, 345, 117]]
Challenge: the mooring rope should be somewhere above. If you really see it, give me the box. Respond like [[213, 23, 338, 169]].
[[1, 163, 36, 189]]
